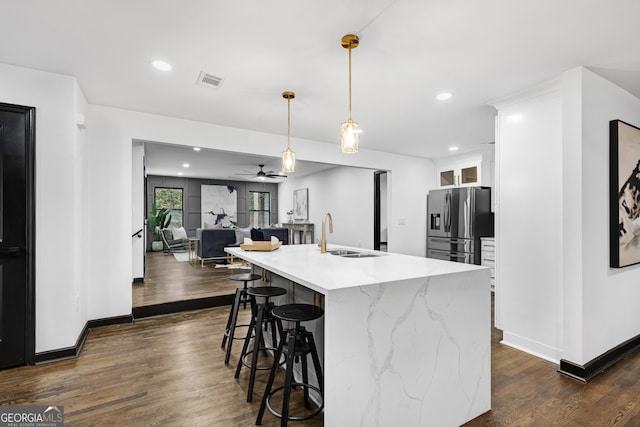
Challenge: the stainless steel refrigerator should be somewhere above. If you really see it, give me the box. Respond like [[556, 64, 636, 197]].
[[427, 187, 493, 264]]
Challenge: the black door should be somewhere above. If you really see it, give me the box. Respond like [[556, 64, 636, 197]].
[[0, 102, 35, 369]]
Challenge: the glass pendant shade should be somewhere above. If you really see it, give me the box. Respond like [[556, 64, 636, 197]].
[[340, 119, 360, 153], [282, 147, 295, 173]]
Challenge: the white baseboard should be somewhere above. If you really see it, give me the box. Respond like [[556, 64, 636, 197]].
[[501, 331, 562, 364]]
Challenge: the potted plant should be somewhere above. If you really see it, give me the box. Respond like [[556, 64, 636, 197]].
[[149, 202, 172, 251]]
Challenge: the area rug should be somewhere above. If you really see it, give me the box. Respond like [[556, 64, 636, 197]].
[[172, 252, 189, 262]]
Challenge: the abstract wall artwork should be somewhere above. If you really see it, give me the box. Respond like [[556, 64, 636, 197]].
[[201, 185, 237, 228], [293, 188, 309, 221], [610, 120, 640, 268]]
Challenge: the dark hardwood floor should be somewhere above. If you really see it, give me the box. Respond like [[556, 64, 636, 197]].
[[133, 250, 249, 307], [0, 306, 321, 426], [3, 253, 640, 425]]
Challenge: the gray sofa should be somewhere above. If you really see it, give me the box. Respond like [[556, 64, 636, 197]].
[[196, 227, 289, 263]]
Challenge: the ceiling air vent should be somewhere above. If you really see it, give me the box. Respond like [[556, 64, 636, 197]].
[[197, 71, 224, 89]]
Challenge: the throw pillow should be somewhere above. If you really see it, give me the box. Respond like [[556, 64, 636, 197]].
[[251, 228, 265, 241], [235, 226, 252, 244], [172, 226, 187, 240]]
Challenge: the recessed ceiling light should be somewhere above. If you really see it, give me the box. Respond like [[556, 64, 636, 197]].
[[182, 163, 190, 168], [151, 60, 172, 71], [193, 147, 201, 151], [436, 92, 453, 101], [449, 146, 459, 152], [177, 172, 183, 176]]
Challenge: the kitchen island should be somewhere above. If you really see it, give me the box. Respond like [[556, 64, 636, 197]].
[[225, 244, 491, 426]]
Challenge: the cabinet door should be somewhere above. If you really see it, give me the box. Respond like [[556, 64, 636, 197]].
[[439, 169, 456, 187], [460, 165, 478, 185]]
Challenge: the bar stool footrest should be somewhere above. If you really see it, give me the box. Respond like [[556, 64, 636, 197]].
[[241, 348, 279, 371], [265, 383, 324, 421]]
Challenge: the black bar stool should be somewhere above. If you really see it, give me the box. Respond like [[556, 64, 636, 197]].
[[221, 272, 262, 364], [235, 286, 287, 402], [256, 303, 324, 426]]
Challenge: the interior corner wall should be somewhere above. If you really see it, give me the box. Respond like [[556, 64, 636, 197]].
[[0, 63, 87, 352], [570, 68, 640, 364], [560, 67, 585, 364], [278, 167, 375, 248], [492, 81, 564, 362]]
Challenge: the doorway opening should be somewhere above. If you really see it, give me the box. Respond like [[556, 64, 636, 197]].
[[374, 171, 388, 252]]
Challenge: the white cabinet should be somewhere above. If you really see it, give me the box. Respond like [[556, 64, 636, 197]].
[[434, 148, 494, 189], [437, 162, 481, 188], [480, 237, 495, 291]]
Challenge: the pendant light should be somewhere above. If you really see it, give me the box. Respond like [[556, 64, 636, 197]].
[[281, 91, 296, 173], [340, 34, 360, 153]]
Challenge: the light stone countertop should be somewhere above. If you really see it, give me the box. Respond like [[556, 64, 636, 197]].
[[225, 243, 486, 295]]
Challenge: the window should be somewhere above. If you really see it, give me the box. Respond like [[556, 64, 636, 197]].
[[154, 187, 183, 227], [248, 191, 270, 227]]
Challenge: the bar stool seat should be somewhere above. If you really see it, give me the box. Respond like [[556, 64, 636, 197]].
[[221, 273, 262, 364], [257, 303, 324, 426], [235, 286, 287, 402]]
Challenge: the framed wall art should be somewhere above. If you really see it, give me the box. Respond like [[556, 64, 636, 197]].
[[201, 184, 237, 228], [293, 188, 308, 221], [610, 119, 640, 268]]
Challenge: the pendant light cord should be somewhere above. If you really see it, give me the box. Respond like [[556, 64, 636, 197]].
[[287, 97, 291, 149], [348, 44, 353, 122]]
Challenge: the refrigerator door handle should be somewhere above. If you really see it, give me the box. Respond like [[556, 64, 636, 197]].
[[444, 192, 451, 232]]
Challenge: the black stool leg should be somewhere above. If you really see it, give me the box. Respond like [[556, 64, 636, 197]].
[[246, 303, 266, 402], [224, 288, 244, 364], [256, 327, 286, 425], [221, 288, 242, 349], [301, 338, 310, 409], [308, 332, 324, 395], [280, 330, 297, 427], [270, 307, 279, 350], [234, 299, 257, 379], [242, 280, 251, 309]]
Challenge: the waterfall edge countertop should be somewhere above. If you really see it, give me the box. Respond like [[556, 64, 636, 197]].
[[225, 243, 491, 426], [224, 243, 486, 295]]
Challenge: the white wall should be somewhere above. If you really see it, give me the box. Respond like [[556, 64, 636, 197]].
[[0, 63, 88, 352], [494, 67, 640, 366], [278, 166, 376, 249], [492, 80, 564, 362], [86, 104, 433, 338], [564, 68, 640, 364], [1, 61, 435, 354]]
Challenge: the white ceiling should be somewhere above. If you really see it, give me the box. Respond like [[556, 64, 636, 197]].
[[142, 142, 338, 182], [1, 1, 639, 166]]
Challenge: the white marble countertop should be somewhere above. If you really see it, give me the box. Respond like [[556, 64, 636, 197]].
[[225, 244, 486, 295]]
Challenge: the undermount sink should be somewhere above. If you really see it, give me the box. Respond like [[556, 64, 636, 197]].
[[327, 249, 381, 258], [328, 249, 360, 256], [340, 252, 381, 258]]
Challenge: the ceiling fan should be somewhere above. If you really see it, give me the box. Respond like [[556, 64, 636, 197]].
[[236, 164, 287, 180]]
